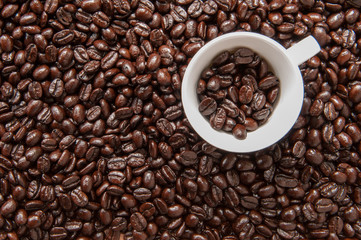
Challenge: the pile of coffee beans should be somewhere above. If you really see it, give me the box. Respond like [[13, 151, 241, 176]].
[[0, 0, 361, 239], [197, 47, 279, 139]]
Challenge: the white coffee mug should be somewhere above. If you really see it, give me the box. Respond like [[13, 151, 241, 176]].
[[181, 32, 320, 153]]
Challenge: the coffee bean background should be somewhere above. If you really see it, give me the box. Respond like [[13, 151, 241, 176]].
[[0, 0, 361, 239]]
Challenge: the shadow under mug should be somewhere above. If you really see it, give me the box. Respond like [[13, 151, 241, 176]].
[[181, 32, 320, 153]]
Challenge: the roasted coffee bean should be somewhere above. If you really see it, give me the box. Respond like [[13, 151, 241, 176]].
[[28, 82, 43, 100], [62, 175, 80, 190], [177, 150, 197, 166], [130, 212, 147, 231], [232, 124, 247, 139], [93, 11, 110, 28], [133, 188, 152, 201], [156, 118, 175, 137], [315, 198, 333, 213], [275, 174, 298, 188], [239, 85, 254, 104], [259, 76, 279, 90], [74, 46, 89, 64], [0, 199, 17, 216], [49, 227, 68, 240], [49, 78, 64, 98], [327, 12, 345, 30], [241, 196, 259, 209], [70, 189, 89, 207], [210, 107, 227, 130], [234, 48, 254, 64], [199, 97, 217, 116], [53, 30, 74, 45], [101, 51, 118, 70], [207, 76, 221, 91]]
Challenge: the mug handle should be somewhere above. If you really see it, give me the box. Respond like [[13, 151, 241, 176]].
[[286, 35, 321, 66]]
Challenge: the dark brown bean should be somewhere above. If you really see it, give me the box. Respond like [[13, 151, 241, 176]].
[[130, 212, 147, 231], [70, 189, 89, 207], [0, 199, 17, 216]]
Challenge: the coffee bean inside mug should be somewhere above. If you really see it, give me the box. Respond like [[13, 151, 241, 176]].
[[197, 47, 280, 139]]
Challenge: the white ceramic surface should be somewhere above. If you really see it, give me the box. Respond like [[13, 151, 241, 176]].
[[181, 32, 320, 153]]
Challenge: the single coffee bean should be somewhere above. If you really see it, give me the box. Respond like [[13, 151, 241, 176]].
[[53, 30, 75, 45], [232, 124, 247, 139], [234, 47, 254, 64], [70, 189, 89, 207], [130, 212, 147, 231], [133, 188, 152, 201], [199, 97, 217, 116], [177, 150, 197, 166], [49, 227, 68, 240], [49, 78, 64, 98], [210, 107, 227, 130], [275, 174, 298, 188], [0, 199, 17, 216], [315, 198, 333, 213], [241, 196, 259, 209]]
